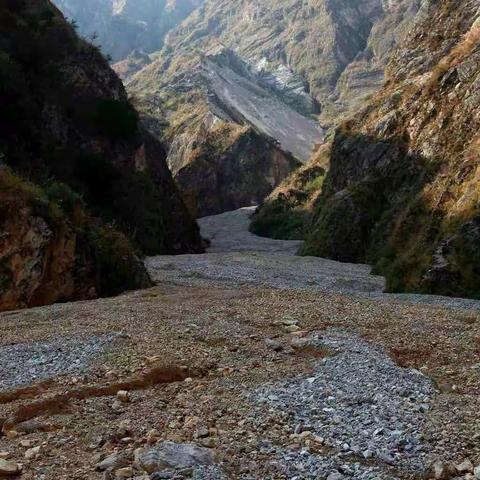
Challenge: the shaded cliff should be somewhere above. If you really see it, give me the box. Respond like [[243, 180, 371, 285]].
[[0, 0, 203, 311], [302, 0, 480, 298], [168, 120, 301, 218], [250, 144, 330, 240]]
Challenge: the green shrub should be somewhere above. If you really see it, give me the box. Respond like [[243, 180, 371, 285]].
[[250, 209, 308, 240], [44, 181, 84, 215], [88, 224, 152, 297]]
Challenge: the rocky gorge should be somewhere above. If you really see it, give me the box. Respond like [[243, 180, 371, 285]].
[[2, 0, 480, 479]]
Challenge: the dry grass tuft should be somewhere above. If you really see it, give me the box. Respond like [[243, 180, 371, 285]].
[[426, 25, 480, 93]]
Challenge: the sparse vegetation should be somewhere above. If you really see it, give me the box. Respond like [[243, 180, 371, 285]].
[[250, 144, 329, 240], [425, 25, 480, 93], [88, 223, 152, 297]]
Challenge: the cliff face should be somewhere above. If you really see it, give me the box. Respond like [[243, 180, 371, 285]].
[[303, 0, 480, 298], [52, 0, 203, 61], [169, 121, 300, 218], [0, 0, 203, 311]]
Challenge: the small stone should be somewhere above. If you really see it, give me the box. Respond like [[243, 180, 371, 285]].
[[25, 445, 41, 460], [198, 437, 216, 448], [4, 430, 19, 439], [117, 420, 132, 438], [115, 466, 134, 478], [194, 428, 209, 439], [456, 459, 474, 473], [137, 442, 214, 474], [281, 318, 298, 326], [111, 400, 125, 412], [298, 431, 313, 440], [265, 338, 283, 352], [120, 437, 135, 444], [327, 472, 344, 480], [0, 452, 12, 460], [431, 460, 450, 480], [96, 453, 129, 472], [20, 439, 34, 448], [362, 450, 373, 459], [117, 391, 130, 403], [146, 429, 161, 445], [474, 465, 480, 479], [377, 452, 395, 465], [0, 458, 21, 476], [285, 325, 301, 333], [150, 472, 174, 480]]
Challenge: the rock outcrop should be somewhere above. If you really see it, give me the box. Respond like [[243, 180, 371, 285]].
[[158, 0, 422, 126], [302, 0, 480, 298], [250, 144, 330, 240], [0, 0, 203, 311]]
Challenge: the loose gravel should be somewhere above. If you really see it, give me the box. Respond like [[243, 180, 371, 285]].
[[248, 330, 436, 478], [0, 332, 124, 391], [147, 207, 480, 310]]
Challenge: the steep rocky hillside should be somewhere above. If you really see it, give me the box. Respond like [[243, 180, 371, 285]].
[[0, 0, 203, 311], [157, 0, 422, 126], [128, 46, 311, 216], [52, 0, 203, 61], [117, 0, 423, 217], [302, 0, 480, 298]]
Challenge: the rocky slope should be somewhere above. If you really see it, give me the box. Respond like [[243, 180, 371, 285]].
[[250, 144, 330, 240], [52, 0, 203, 61], [302, 0, 480, 298], [128, 46, 311, 216], [117, 0, 423, 217], [0, 0, 203, 311], [156, 0, 422, 126]]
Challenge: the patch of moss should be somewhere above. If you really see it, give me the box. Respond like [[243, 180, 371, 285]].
[[88, 224, 152, 297]]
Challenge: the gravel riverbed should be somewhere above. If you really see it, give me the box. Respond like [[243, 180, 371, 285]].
[[1, 208, 479, 479]]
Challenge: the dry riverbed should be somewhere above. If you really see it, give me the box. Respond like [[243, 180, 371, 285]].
[[1, 208, 480, 480]]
